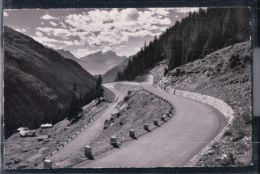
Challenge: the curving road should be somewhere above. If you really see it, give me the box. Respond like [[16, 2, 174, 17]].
[[74, 76, 227, 168], [48, 75, 153, 167], [49, 74, 226, 168]]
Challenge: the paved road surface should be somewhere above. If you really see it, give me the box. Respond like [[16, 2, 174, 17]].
[[50, 73, 226, 168], [74, 81, 226, 168], [48, 75, 153, 166]]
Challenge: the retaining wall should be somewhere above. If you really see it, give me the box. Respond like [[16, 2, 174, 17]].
[[103, 85, 117, 103], [164, 86, 234, 166]]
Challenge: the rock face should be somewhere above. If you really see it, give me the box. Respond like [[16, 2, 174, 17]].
[[80, 51, 128, 75], [4, 26, 97, 138]]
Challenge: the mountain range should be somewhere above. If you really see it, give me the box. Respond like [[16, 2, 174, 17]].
[[57, 49, 128, 76]]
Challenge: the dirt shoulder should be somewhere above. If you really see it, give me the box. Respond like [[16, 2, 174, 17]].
[[151, 41, 252, 167]]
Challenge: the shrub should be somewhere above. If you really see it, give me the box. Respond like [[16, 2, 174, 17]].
[[229, 54, 241, 69]]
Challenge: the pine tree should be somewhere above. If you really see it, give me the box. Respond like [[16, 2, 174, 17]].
[[116, 8, 250, 81]]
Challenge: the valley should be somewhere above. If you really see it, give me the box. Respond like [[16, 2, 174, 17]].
[[3, 7, 252, 169]]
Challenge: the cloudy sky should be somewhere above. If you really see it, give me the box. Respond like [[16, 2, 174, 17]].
[[3, 8, 200, 58]]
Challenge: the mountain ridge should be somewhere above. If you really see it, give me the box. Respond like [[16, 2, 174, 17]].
[[80, 51, 128, 75], [57, 49, 128, 76], [57, 49, 78, 60], [4, 26, 101, 138]]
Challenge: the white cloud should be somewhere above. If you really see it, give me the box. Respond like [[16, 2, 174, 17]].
[[33, 35, 60, 44], [3, 11, 8, 17], [148, 8, 171, 16], [49, 21, 58, 27], [35, 31, 43, 37], [14, 28, 27, 33], [122, 30, 154, 38], [175, 8, 200, 13], [59, 22, 66, 28], [24, 8, 197, 57], [32, 30, 83, 49], [64, 8, 173, 49], [41, 14, 58, 20], [36, 27, 74, 39]]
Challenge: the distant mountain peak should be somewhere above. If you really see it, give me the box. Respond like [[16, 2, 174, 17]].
[[104, 51, 116, 55], [79, 50, 128, 75], [85, 50, 117, 58]]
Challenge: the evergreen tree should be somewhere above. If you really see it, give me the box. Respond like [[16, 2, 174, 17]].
[[116, 8, 250, 81]]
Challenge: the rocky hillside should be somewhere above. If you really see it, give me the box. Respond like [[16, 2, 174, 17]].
[[4, 26, 100, 138], [117, 8, 250, 81], [80, 51, 128, 75], [151, 41, 252, 166]]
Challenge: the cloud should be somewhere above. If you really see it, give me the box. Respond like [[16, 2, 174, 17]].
[[36, 27, 73, 39], [59, 22, 66, 28], [175, 8, 200, 13], [20, 8, 196, 57], [14, 28, 27, 33], [35, 31, 43, 37], [121, 8, 139, 21], [49, 21, 58, 27], [122, 30, 155, 38], [148, 8, 171, 16], [64, 8, 173, 49], [32, 34, 75, 48], [41, 14, 58, 20], [3, 11, 8, 17]]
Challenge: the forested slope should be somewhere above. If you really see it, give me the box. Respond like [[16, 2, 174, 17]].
[[117, 8, 250, 81], [4, 27, 103, 138]]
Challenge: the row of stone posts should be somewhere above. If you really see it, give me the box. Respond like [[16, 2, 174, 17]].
[[82, 110, 173, 161], [43, 97, 174, 168]]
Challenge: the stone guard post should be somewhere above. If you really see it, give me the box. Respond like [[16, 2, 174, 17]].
[[43, 159, 52, 169], [84, 146, 94, 160], [110, 136, 119, 147]]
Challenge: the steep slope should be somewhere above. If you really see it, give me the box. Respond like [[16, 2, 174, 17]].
[[117, 8, 250, 81], [4, 26, 99, 138], [151, 41, 252, 166], [56, 49, 95, 76], [80, 51, 127, 75], [102, 57, 130, 83]]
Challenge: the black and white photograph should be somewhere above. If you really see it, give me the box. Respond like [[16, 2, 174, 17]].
[[2, 7, 252, 169]]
